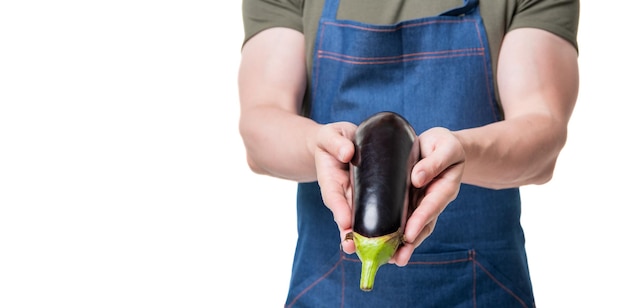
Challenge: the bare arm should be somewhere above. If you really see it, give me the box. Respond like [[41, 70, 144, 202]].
[[238, 27, 358, 243], [454, 28, 579, 189], [238, 26, 357, 191], [238, 27, 580, 266], [396, 28, 579, 265], [238, 28, 318, 182]]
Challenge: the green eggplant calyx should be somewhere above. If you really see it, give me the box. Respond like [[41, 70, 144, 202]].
[[351, 230, 403, 292]]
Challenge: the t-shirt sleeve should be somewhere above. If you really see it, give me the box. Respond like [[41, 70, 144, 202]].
[[510, 0, 580, 50], [241, 0, 304, 46]]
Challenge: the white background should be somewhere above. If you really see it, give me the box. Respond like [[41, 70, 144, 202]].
[[0, 1, 623, 307]]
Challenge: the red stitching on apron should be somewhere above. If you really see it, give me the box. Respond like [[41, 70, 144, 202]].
[[472, 256, 529, 308], [285, 253, 344, 308]]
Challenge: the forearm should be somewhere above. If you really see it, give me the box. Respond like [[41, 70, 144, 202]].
[[454, 113, 567, 189], [238, 28, 320, 182], [239, 105, 319, 182], [455, 28, 579, 190]]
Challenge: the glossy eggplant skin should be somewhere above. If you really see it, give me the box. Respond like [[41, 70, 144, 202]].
[[348, 111, 420, 291], [351, 111, 419, 237]]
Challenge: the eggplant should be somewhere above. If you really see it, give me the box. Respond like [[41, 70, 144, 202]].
[[346, 111, 420, 291]]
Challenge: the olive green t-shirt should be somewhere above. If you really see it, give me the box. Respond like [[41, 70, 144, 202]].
[[241, 0, 579, 114]]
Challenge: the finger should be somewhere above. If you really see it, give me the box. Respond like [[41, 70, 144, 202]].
[[319, 174, 355, 253], [402, 193, 442, 246], [412, 151, 463, 188], [412, 129, 464, 188], [322, 189, 352, 233], [318, 166, 355, 255], [316, 150, 353, 231], [317, 122, 357, 163], [341, 235, 356, 254], [390, 220, 437, 266], [316, 122, 357, 222], [404, 165, 462, 245]]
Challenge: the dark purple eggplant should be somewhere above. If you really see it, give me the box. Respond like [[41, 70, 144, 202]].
[[346, 111, 420, 291]]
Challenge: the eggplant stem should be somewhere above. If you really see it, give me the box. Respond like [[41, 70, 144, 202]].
[[351, 230, 403, 291]]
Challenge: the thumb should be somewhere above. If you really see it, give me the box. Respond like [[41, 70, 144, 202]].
[[316, 122, 357, 163]]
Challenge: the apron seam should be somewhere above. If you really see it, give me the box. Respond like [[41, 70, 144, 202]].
[[471, 18, 501, 121], [318, 49, 485, 65], [472, 249, 478, 308], [324, 19, 476, 32], [472, 256, 530, 308], [285, 252, 344, 308], [292, 0, 532, 304]]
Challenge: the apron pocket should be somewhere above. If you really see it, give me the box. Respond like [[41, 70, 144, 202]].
[[289, 249, 477, 307], [472, 250, 535, 307], [285, 249, 346, 308], [286, 249, 534, 308]]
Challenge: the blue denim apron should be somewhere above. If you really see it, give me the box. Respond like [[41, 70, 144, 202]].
[[287, 0, 535, 306]]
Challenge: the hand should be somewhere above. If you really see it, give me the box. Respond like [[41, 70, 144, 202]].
[[391, 127, 465, 266], [314, 122, 358, 254]]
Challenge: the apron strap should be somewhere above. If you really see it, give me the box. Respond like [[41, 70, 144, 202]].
[[321, 0, 340, 20]]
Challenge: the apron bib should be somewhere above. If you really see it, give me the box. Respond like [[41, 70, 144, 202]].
[[288, 1, 535, 306]]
